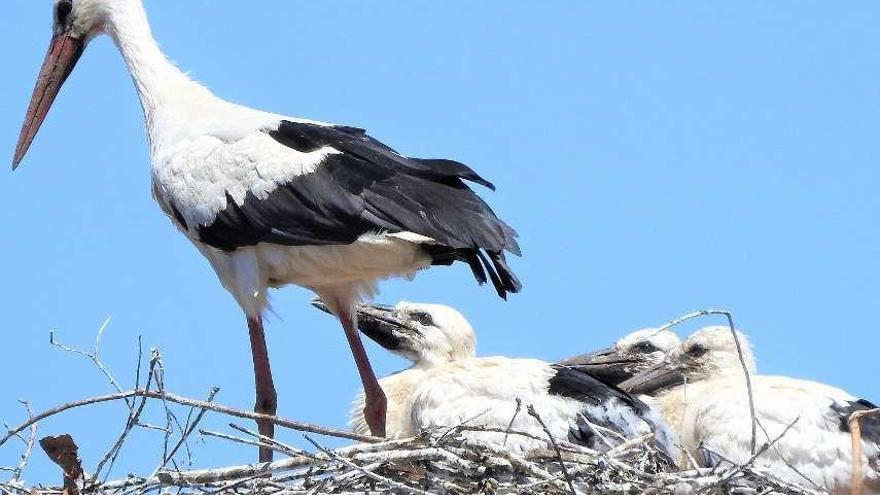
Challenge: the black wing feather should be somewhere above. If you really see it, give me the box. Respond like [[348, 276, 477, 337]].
[[197, 121, 521, 297], [548, 365, 674, 461], [548, 365, 651, 414]]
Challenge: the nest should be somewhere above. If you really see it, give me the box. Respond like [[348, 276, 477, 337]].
[[0, 311, 843, 495], [1, 424, 821, 495]]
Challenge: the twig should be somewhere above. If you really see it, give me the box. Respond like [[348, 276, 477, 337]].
[[502, 398, 522, 447], [91, 351, 160, 484], [134, 336, 143, 390], [0, 389, 380, 449], [198, 474, 265, 495], [164, 387, 221, 465], [199, 430, 297, 459], [303, 435, 436, 495], [445, 424, 548, 443], [682, 439, 702, 473], [703, 416, 801, 494], [436, 408, 491, 444], [754, 418, 820, 489], [658, 309, 758, 455], [573, 412, 620, 450], [50, 320, 134, 411], [455, 439, 559, 483], [603, 433, 652, 458], [526, 404, 577, 495], [848, 407, 880, 495], [7, 401, 36, 483], [228, 424, 307, 457], [152, 350, 176, 467]]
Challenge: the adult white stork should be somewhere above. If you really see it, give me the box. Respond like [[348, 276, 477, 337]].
[[13, 0, 521, 461], [558, 327, 681, 386], [313, 300, 677, 459], [620, 326, 880, 495]]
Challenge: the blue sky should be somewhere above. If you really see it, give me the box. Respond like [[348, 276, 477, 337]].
[[2, 0, 878, 484]]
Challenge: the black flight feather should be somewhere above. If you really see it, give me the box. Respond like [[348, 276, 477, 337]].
[[197, 120, 521, 298]]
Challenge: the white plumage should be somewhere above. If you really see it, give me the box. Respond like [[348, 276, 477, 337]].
[[314, 301, 678, 458], [622, 326, 879, 495], [14, 0, 521, 459]]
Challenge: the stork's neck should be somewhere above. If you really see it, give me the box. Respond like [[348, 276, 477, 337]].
[[103, 2, 214, 144]]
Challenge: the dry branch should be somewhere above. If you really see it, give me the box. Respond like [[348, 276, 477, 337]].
[[849, 408, 880, 495], [7, 404, 821, 495], [0, 389, 379, 449]]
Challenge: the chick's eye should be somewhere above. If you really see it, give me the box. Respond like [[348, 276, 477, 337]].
[[687, 344, 708, 357], [635, 342, 658, 353], [56, 1, 73, 25], [411, 312, 434, 326]]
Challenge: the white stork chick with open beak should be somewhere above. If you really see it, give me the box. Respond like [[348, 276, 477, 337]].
[[13, 0, 522, 461], [558, 328, 681, 386], [620, 326, 880, 495], [313, 300, 678, 460]]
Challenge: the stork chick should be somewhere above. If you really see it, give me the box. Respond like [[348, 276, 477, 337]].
[[622, 326, 879, 495], [314, 300, 678, 459]]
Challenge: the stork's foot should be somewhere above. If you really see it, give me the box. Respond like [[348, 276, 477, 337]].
[[364, 391, 387, 438]]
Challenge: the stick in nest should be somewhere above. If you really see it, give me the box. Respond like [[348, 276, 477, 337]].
[[303, 435, 435, 495], [502, 398, 522, 447], [849, 407, 880, 495], [0, 401, 36, 484], [699, 416, 801, 495], [526, 404, 578, 495], [0, 389, 379, 450], [164, 387, 221, 467], [91, 352, 161, 484], [50, 319, 133, 412]]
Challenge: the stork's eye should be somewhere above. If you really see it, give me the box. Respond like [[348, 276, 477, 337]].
[[687, 344, 708, 357], [411, 311, 434, 327], [56, 0, 73, 25], [634, 341, 659, 353]]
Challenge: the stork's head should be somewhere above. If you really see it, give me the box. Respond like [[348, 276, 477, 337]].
[[312, 300, 477, 367], [619, 326, 757, 394], [13, 0, 121, 168], [558, 328, 680, 385]]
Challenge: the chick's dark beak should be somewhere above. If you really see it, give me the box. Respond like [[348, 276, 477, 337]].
[[353, 303, 409, 352], [617, 361, 686, 395], [13, 33, 84, 169], [310, 297, 333, 316], [310, 299, 410, 353], [558, 347, 642, 385]]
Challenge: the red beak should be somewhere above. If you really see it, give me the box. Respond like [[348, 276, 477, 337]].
[[12, 34, 84, 169]]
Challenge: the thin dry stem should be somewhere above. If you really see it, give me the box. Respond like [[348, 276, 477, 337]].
[[0, 389, 379, 450], [849, 408, 880, 495], [526, 404, 578, 495]]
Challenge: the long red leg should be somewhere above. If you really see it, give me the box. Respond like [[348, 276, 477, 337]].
[[247, 315, 278, 462], [337, 309, 387, 437]]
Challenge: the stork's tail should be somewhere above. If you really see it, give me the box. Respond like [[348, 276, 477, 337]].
[[424, 246, 522, 299]]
